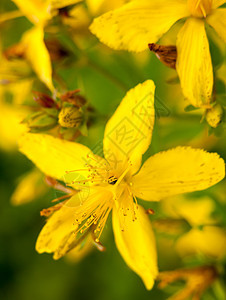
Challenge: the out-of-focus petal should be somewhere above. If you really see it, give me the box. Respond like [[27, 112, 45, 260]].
[[22, 26, 54, 91], [176, 227, 226, 260], [207, 9, 226, 43], [12, 0, 51, 25]]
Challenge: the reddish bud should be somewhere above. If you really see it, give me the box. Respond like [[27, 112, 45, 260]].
[[60, 89, 86, 108], [33, 91, 57, 108]]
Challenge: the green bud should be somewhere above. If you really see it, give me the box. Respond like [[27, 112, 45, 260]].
[[26, 111, 57, 131]]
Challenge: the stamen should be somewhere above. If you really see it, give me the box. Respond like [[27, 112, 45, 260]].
[[73, 191, 113, 241], [127, 187, 138, 221], [195, 0, 202, 9], [200, 4, 207, 17], [40, 199, 69, 217], [91, 226, 106, 251], [51, 193, 74, 203], [45, 176, 74, 194]]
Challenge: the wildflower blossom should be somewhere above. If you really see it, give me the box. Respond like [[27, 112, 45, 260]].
[[90, 0, 226, 107], [19, 80, 225, 289]]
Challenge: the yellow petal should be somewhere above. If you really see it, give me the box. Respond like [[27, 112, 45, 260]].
[[22, 26, 54, 91], [66, 235, 93, 262], [86, 0, 128, 16], [176, 227, 226, 260], [207, 9, 226, 43], [51, 0, 82, 9], [90, 0, 189, 52], [0, 101, 28, 151], [11, 169, 46, 205], [132, 147, 225, 201], [162, 195, 216, 227], [176, 18, 213, 108], [103, 80, 155, 176], [12, 0, 51, 25], [212, 0, 225, 8], [36, 193, 80, 259], [187, 0, 212, 17], [113, 200, 158, 290], [19, 133, 93, 183]]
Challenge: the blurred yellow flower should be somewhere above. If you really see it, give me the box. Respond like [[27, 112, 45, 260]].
[[90, 0, 226, 108], [11, 0, 52, 25], [19, 80, 225, 289], [8, 1, 83, 91], [11, 168, 48, 205], [0, 102, 27, 151], [11, 0, 83, 25], [21, 26, 54, 91], [177, 226, 226, 259], [0, 81, 32, 150], [162, 196, 226, 260]]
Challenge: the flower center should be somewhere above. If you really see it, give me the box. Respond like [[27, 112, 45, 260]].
[[64, 155, 136, 242], [108, 175, 118, 185], [188, 0, 212, 18]]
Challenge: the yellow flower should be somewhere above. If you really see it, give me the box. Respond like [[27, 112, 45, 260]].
[[0, 81, 31, 150], [161, 196, 226, 259], [19, 80, 225, 289], [8, 1, 82, 91], [90, 0, 226, 108]]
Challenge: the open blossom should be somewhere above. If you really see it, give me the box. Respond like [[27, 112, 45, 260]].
[[90, 0, 226, 108], [19, 80, 225, 289]]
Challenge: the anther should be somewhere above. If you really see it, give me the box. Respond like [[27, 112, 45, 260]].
[[107, 175, 118, 185], [146, 208, 155, 215]]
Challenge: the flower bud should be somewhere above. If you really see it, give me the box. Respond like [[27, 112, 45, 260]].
[[206, 103, 223, 128], [33, 91, 57, 108], [25, 111, 58, 132], [58, 106, 83, 128], [60, 89, 86, 108]]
